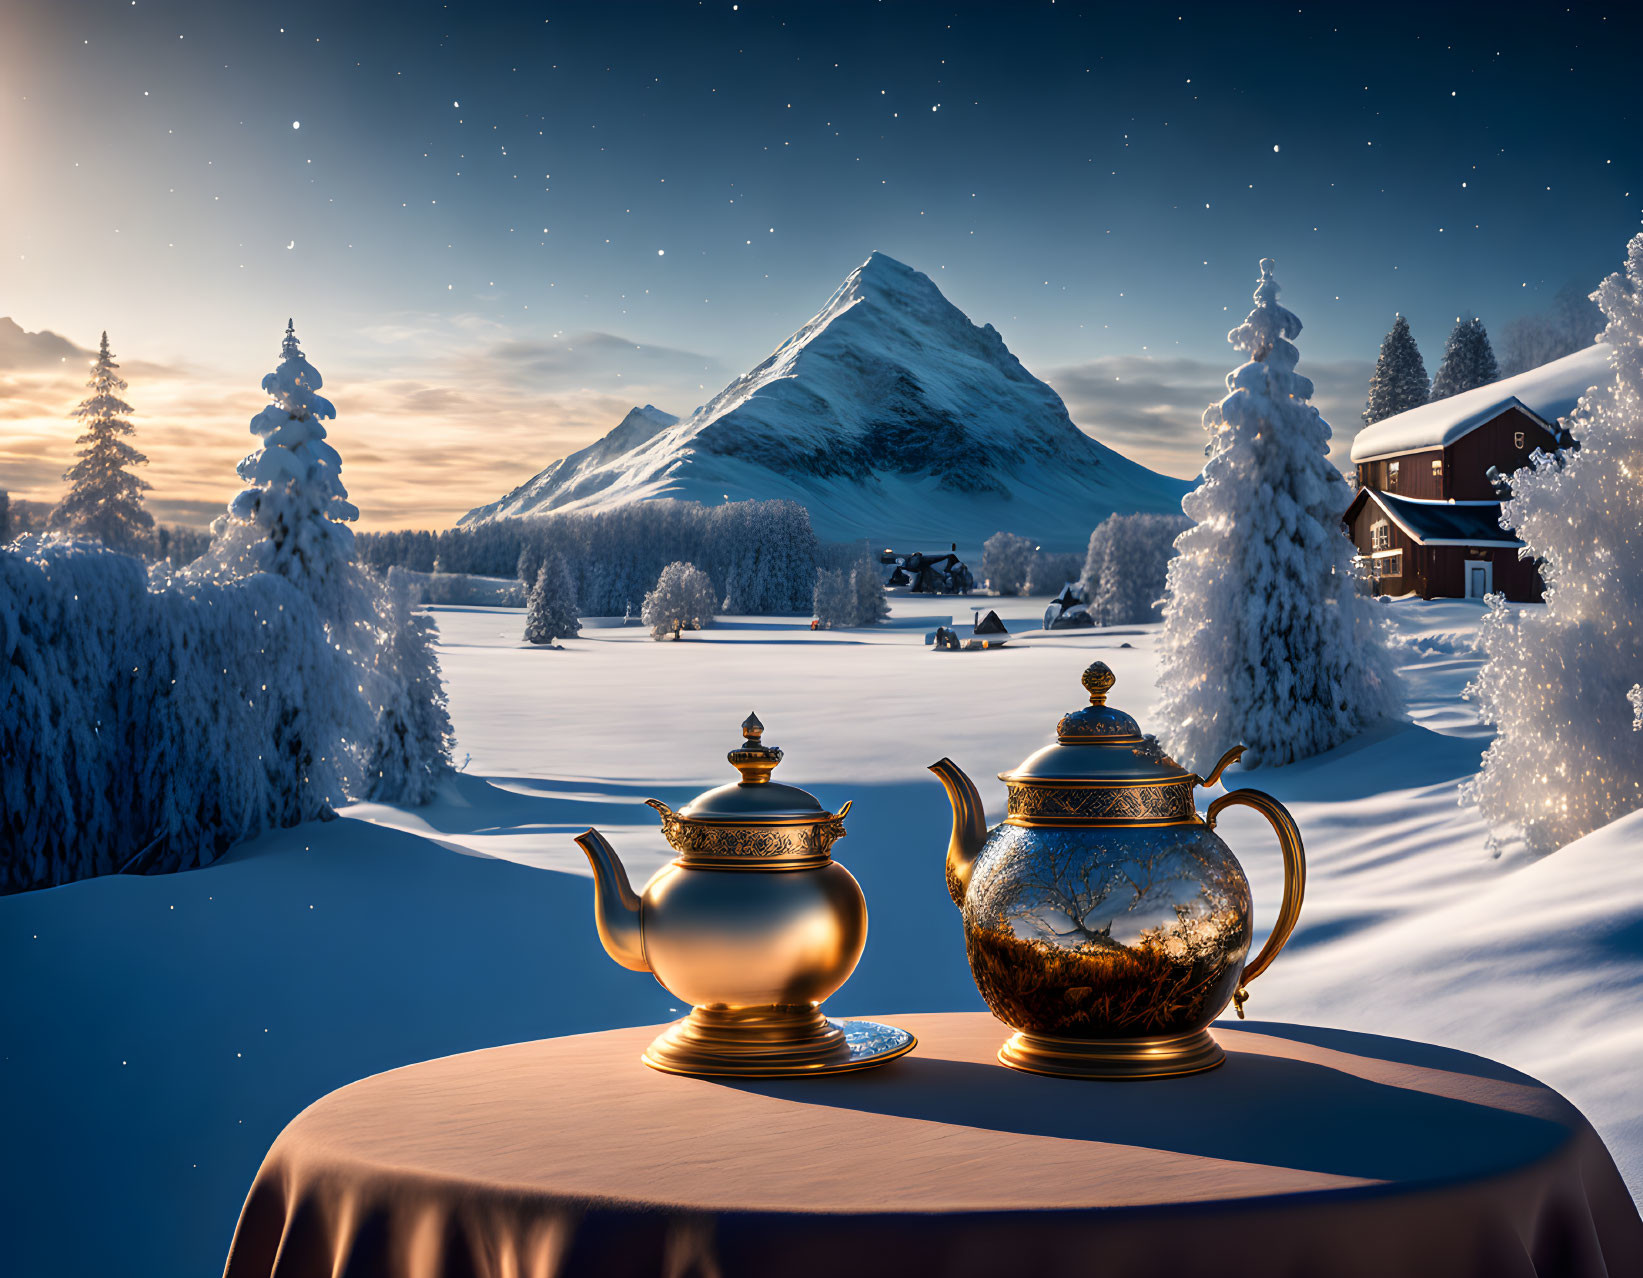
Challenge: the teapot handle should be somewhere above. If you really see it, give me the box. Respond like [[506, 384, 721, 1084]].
[[1204, 788, 1306, 1020]]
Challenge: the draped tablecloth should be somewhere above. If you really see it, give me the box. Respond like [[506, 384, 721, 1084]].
[[223, 1013, 1643, 1278]]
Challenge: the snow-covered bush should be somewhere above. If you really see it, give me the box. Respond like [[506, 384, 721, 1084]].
[[1081, 512, 1190, 625], [813, 550, 889, 628], [48, 333, 155, 552], [1362, 315, 1429, 425], [982, 531, 1034, 595], [1462, 235, 1643, 852], [524, 552, 580, 643], [643, 561, 717, 639], [1430, 317, 1500, 401], [1156, 258, 1402, 771], [1, 536, 357, 892], [1026, 551, 1084, 597], [191, 320, 450, 802]]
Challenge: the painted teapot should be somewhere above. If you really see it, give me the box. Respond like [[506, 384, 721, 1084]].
[[930, 661, 1305, 1078], [577, 713, 914, 1077]]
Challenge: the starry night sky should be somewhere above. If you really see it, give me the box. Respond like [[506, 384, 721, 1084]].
[[3, 0, 1638, 529]]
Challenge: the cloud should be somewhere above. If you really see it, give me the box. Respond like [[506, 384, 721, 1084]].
[[0, 317, 92, 371], [477, 331, 726, 391], [1043, 354, 1374, 477]]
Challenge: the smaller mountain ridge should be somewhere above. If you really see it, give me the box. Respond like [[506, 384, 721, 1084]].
[[462, 253, 1190, 552]]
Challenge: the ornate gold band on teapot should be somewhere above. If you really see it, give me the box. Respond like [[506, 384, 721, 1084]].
[[646, 799, 851, 869], [1004, 780, 1199, 827]]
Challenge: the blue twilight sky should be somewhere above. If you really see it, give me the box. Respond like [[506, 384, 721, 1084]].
[[2, 0, 1638, 528]]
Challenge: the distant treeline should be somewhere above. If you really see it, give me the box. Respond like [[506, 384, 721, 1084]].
[[0, 493, 208, 566], [357, 499, 820, 615]]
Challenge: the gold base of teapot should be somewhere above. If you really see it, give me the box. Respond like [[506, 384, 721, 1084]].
[[997, 1027, 1225, 1080], [642, 1005, 916, 1078]]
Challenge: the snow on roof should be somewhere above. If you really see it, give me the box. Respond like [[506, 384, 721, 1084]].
[[1349, 343, 1610, 462], [1360, 490, 1523, 547]]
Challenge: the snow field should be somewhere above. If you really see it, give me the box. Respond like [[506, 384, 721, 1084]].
[[3, 592, 1641, 1278]]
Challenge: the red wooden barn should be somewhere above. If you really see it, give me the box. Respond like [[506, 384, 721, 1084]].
[[1344, 347, 1609, 602]]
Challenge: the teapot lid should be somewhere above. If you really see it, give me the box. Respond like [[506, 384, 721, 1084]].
[[999, 662, 1198, 786], [674, 713, 836, 824]]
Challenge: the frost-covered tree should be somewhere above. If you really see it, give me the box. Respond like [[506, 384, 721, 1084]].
[[643, 561, 716, 639], [852, 550, 890, 626], [0, 491, 10, 544], [192, 320, 450, 802], [524, 552, 580, 643], [1, 536, 358, 891], [1362, 315, 1429, 426], [199, 320, 362, 621], [1500, 282, 1605, 376], [1430, 317, 1500, 401], [48, 333, 154, 551], [1462, 235, 1643, 852], [1026, 551, 1085, 597], [362, 576, 454, 805], [982, 531, 1034, 595], [1082, 512, 1190, 626], [812, 567, 855, 628], [813, 549, 889, 629], [1155, 258, 1403, 770]]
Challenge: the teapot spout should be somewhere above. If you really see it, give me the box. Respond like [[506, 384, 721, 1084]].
[[929, 758, 987, 909], [574, 829, 650, 972]]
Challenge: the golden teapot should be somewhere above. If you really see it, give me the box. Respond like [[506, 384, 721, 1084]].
[[577, 713, 914, 1077], [931, 661, 1305, 1079]]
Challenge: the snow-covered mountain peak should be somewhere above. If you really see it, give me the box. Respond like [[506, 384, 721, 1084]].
[[461, 254, 1190, 551]]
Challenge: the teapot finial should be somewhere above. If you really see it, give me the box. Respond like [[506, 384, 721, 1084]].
[[729, 711, 784, 783], [1082, 662, 1117, 706]]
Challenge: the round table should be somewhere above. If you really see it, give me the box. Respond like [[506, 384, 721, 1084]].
[[224, 1013, 1642, 1278]]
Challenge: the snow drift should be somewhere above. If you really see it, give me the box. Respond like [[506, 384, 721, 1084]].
[[462, 253, 1191, 553]]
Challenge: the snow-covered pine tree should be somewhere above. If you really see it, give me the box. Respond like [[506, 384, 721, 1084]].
[[1155, 258, 1402, 770], [851, 549, 889, 625], [982, 531, 1034, 595], [193, 320, 450, 802], [524, 552, 581, 643], [1362, 315, 1430, 425], [643, 561, 716, 639], [1430, 317, 1501, 401], [812, 566, 855, 629], [1462, 234, 1643, 852], [200, 319, 362, 620], [363, 575, 455, 805], [49, 333, 155, 552]]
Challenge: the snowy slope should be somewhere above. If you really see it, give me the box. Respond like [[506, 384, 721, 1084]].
[[461, 253, 1191, 553], [1351, 343, 1611, 461], [8, 597, 1643, 1277], [464, 404, 678, 522]]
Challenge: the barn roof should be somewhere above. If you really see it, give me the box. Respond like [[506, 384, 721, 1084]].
[[1353, 489, 1524, 548], [1348, 343, 1609, 463]]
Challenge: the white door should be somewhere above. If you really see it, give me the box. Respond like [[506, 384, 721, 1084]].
[[1466, 561, 1493, 599]]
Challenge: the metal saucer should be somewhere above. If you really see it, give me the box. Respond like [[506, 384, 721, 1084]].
[[642, 1017, 916, 1078]]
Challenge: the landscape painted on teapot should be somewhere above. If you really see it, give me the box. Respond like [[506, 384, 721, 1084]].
[[5, 1, 1643, 1274]]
